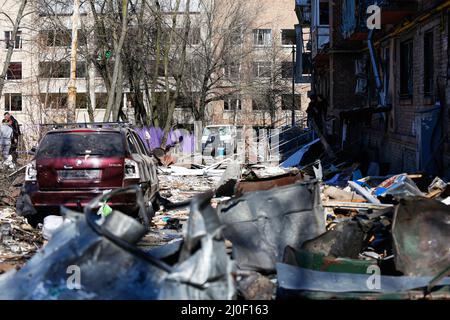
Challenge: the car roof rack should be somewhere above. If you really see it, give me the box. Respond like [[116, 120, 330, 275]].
[[39, 122, 131, 130]]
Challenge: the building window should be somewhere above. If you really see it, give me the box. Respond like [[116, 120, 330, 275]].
[[281, 29, 296, 46], [281, 94, 301, 110], [40, 93, 67, 109], [75, 93, 88, 109], [189, 28, 201, 45], [400, 40, 413, 97], [40, 30, 71, 47], [5, 31, 22, 49], [252, 99, 264, 110], [252, 61, 271, 78], [5, 93, 22, 111], [224, 95, 242, 111], [175, 96, 195, 109], [95, 93, 108, 109], [424, 31, 434, 96], [302, 53, 312, 75], [319, 0, 329, 25], [282, 61, 294, 79], [229, 29, 243, 46], [253, 29, 272, 46], [6, 62, 22, 80], [176, 27, 200, 45], [39, 61, 85, 78], [224, 62, 240, 80]]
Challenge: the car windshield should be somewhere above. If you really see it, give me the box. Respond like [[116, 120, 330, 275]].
[[218, 127, 231, 136], [37, 132, 125, 158], [203, 126, 231, 137]]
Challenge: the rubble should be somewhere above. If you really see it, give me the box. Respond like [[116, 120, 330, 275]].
[[0, 145, 449, 300], [235, 166, 304, 197], [0, 191, 235, 300], [0, 207, 43, 273]]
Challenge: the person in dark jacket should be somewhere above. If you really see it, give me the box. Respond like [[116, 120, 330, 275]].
[[4, 112, 21, 163]]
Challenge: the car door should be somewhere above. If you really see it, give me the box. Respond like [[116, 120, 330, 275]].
[[130, 131, 159, 197]]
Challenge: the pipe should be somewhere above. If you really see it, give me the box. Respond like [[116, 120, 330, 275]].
[[368, 29, 385, 107]]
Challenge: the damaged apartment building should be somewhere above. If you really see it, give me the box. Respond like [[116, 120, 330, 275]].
[[296, 0, 450, 177]]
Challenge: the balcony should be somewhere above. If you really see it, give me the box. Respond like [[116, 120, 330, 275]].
[[310, 0, 330, 58], [295, 0, 311, 26], [311, 26, 329, 58], [341, 0, 418, 40]]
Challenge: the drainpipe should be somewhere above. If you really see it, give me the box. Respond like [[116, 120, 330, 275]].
[[368, 29, 385, 107]]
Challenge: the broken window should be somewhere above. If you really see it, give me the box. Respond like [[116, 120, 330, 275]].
[[400, 40, 413, 97], [37, 132, 126, 158], [5, 31, 22, 49], [6, 62, 22, 80], [4, 93, 22, 111], [319, 0, 329, 25], [252, 61, 271, 78], [253, 29, 272, 46], [423, 31, 434, 96], [282, 61, 294, 79], [281, 94, 301, 110], [223, 95, 242, 111], [281, 29, 296, 46], [302, 53, 312, 75]]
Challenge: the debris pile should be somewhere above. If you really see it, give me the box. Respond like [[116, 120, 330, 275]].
[[0, 207, 43, 273], [0, 154, 449, 300]]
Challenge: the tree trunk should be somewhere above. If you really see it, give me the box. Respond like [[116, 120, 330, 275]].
[[85, 61, 95, 122], [161, 0, 190, 147], [103, 0, 128, 122]]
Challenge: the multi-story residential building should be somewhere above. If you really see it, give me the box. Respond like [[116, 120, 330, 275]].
[[207, 0, 312, 129], [0, 0, 311, 149], [297, 0, 450, 177]]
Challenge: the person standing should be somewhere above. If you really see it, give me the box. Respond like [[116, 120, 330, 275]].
[[4, 112, 21, 163], [0, 119, 13, 162]]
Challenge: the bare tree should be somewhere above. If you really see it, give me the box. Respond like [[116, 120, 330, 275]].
[[182, 0, 257, 122], [0, 0, 28, 97], [247, 33, 294, 127]]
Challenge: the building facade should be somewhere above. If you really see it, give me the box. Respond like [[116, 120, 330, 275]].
[[0, 0, 311, 150], [297, 0, 450, 177]]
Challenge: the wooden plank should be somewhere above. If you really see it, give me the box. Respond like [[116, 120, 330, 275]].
[[323, 200, 394, 210]]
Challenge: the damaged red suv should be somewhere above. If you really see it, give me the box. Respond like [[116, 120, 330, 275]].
[[17, 126, 159, 225]]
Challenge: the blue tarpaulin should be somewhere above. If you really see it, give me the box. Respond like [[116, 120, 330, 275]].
[[281, 139, 321, 168]]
